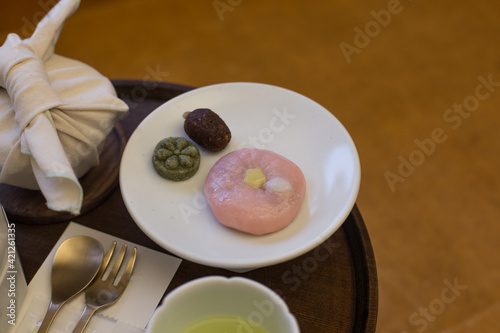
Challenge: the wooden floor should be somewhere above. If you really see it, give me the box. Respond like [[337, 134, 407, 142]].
[[2, 1, 500, 332]]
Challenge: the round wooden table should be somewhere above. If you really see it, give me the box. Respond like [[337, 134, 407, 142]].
[[11, 80, 378, 332]]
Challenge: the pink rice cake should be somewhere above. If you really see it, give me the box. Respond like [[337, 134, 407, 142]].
[[204, 148, 306, 235]]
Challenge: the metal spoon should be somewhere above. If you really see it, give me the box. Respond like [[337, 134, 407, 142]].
[[38, 236, 104, 333]]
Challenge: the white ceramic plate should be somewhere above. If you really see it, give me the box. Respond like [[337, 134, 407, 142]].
[[120, 82, 360, 271]]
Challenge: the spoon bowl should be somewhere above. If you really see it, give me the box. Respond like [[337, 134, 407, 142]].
[[38, 236, 103, 333]]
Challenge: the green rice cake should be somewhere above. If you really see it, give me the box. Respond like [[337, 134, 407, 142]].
[[152, 137, 200, 181]]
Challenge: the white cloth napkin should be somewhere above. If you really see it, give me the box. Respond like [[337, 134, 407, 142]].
[[8, 222, 182, 333], [0, 0, 128, 214]]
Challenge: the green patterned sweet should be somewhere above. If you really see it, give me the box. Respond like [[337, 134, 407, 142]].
[[152, 137, 200, 181]]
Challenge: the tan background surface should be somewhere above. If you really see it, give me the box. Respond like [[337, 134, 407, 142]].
[[2, 1, 500, 332]]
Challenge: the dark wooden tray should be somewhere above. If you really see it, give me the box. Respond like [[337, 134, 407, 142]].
[[12, 80, 378, 333]]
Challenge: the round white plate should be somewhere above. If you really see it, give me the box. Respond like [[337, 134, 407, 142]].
[[120, 82, 360, 271]]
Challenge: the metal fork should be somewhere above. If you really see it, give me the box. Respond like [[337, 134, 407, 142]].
[[72, 241, 137, 333]]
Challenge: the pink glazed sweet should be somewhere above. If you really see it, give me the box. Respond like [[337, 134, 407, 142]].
[[204, 148, 306, 235]]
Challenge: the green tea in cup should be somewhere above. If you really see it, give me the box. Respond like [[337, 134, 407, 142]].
[[179, 314, 270, 333], [146, 276, 300, 333]]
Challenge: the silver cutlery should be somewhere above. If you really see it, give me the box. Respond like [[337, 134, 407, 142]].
[[38, 236, 103, 333], [72, 241, 137, 333]]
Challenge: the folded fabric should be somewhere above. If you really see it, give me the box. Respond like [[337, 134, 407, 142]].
[[0, 0, 128, 214]]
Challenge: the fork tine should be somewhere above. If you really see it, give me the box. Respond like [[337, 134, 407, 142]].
[[97, 241, 116, 278], [108, 243, 127, 281], [117, 247, 137, 289]]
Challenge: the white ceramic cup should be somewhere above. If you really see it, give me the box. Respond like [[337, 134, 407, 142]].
[[146, 275, 300, 333]]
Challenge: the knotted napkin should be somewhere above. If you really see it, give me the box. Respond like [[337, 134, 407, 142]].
[[0, 0, 128, 214]]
